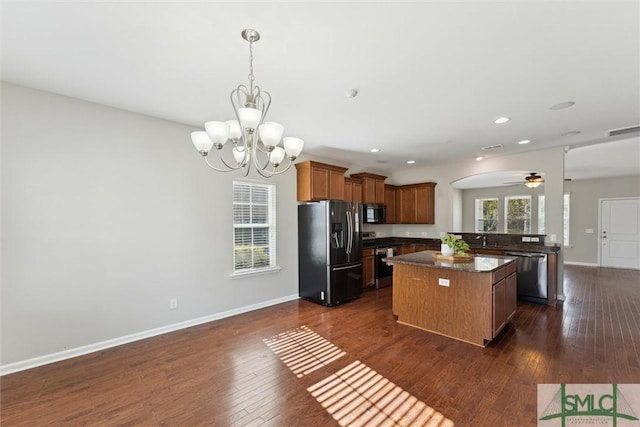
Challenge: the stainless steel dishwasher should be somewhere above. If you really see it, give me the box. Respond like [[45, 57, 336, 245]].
[[505, 251, 548, 304]]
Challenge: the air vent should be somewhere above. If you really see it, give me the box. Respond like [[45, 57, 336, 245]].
[[481, 144, 503, 151], [608, 125, 640, 137]]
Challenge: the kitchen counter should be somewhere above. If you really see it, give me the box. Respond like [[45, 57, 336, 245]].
[[384, 250, 516, 272], [387, 252, 518, 347], [363, 236, 560, 253]]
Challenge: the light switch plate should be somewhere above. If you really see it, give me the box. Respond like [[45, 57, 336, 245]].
[[550, 234, 557, 242], [530, 237, 540, 242], [522, 236, 531, 242], [585, 228, 594, 234], [438, 278, 450, 287]]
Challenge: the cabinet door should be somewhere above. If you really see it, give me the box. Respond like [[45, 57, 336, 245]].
[[375, 179, 385, 204], [506, 272, 517, 320], [384, 186, 397, 224], [363, 255, 375, 287], [397, 245, 415, 255], [329, 170, 345, 200], [398, 187, 416, 223], [361, 177, 376, 203], [311, 167, 330, 200], [353, 182, 363, 203], [492, 278, 506, 337], [415, 184, 435, 224], [344, 180, 353, 202]]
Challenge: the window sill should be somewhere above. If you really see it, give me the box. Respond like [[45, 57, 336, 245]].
[[230, 266, 282, 279]]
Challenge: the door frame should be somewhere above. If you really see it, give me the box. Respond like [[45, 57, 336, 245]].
[[598, 197, 640, 268]]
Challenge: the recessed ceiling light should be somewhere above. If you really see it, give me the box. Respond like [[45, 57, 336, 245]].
[[407, 160, 415, 164], [518, 139, 531, 145], [550, 101, 575, 110], [493, 117, 510, 124], [475, 156, 484, 161], [561, 130, 581, 137], [345, 89, 359, 98], [370, 148, 380, 153]]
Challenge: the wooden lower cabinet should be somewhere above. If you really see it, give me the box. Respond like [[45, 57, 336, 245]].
[[363, 248, 375, 287], [397, 245, 414, 255], [493, 266, 517, 337]]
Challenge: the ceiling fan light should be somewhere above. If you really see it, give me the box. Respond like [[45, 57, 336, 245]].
[[205, 121, 230, 145], [283, 137, 304, 157], [525, 181, 542, 188], [258, 122, 284, 148]]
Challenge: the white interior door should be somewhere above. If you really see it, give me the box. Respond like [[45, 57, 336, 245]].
[[601, 198, 640, 269]]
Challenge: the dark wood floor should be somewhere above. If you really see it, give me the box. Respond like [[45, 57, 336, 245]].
[[2, 265, 640, 426]]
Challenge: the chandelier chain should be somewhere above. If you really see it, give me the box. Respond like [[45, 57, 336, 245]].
[[248, 40, 255, 83]]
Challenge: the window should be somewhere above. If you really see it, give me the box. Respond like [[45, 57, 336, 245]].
[[233, 181, 276, 273], [538, 194, 570, 246], [504, 196, 531, 233], [475, 198, 499, 232], [538, 195, 545, 234]]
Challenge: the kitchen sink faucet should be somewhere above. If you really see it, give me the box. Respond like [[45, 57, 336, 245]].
[[476, 234, 487, 247]]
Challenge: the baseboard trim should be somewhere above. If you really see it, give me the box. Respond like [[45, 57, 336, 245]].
[[1, 294, 300, 376], [564, 261, 600, 267]]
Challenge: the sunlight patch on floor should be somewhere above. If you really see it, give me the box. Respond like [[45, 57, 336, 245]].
[[263, 325, 345, 378], [308, 360, 455, 427]]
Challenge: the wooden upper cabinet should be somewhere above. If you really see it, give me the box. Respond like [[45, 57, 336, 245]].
[[384, 184, 397, 224], [350, 173, 387, 204], [397, 182, 437, 224], [295, 161, 348, 202], [344, 177, 363, 203]]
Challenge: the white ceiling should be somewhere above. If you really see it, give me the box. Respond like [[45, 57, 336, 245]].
[[2, 1, 639, 179]]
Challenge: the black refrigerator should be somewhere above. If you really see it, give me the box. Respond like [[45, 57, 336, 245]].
[[298, 200, 363, 306]]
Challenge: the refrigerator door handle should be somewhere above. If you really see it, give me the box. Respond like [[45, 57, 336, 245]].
[[346, 210, 352, 254], [333, 263, 362, 271]]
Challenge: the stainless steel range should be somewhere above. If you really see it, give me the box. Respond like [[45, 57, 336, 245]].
[[374, 246, 396, 288]]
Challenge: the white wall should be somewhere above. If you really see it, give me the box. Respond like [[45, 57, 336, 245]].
[[564, 175, 640, 264], [1, 83, 299, 367]]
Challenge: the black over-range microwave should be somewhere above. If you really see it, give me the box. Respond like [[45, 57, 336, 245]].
[[362, 203, 386, 224]]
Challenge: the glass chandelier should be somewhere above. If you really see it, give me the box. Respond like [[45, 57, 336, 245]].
[[190, 29, 304, 177]]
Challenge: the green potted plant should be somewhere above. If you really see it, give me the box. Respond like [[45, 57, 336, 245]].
[[440, 234, 470, 256]]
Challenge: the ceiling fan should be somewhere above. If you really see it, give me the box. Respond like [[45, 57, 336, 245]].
[[504, 172, 545, 188]]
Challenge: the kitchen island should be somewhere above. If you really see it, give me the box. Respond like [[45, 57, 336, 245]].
[[384, 251, 517, 347]]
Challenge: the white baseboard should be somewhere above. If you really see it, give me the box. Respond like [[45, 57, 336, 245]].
[[1, 294, 299, 376], [564, 261, 600, 267]]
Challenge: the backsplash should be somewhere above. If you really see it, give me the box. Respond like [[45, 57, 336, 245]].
[[452, 232, 547, 247]]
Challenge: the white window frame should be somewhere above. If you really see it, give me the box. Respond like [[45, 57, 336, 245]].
[[504, 195, 532, 234], [231, 180, 279, 277], [475, 198, 499, 232]]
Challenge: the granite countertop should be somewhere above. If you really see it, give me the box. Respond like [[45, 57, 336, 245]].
[[363, 237, 560, 253], [383, 250, 517, 273]]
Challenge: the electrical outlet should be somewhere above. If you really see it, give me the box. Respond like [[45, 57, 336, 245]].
[[550, 234, 557, 242], [169, 298, 178, 310], [439, 231, 446, 238], [405, 231, 410, 236], [438, 278, 450, 287], [421, 232, 428, 237], [522, 236, 531, 242], [530, 237, 539, 242], [585, 228, 594, 234]]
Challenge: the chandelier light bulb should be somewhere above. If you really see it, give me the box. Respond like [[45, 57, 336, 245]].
[[259, 122, 284, 149], [226, 120, 242, 140], [205, 121, 230, 145], [270, 147, 286, 166], [283, 137, 304, 158], [238, 107, 262, 131], [233, 146, 247, 165], [191, 131, 214, 155]]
